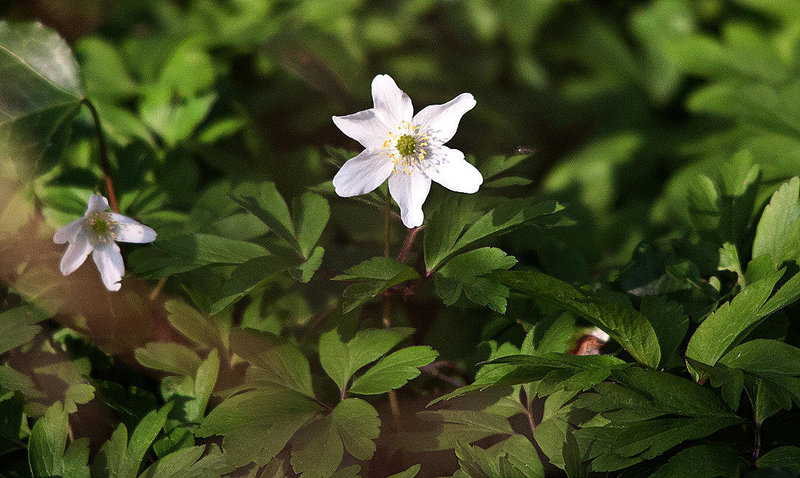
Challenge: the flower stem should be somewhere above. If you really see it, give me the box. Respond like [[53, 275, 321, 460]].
[[83, 99, 119, 213], [382, 191, 402, 428], [384, 191, 391, 258], [752, 420, 762, 461], [397, 226, 421, 263]]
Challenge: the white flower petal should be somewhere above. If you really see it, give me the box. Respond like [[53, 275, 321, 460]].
[[413, 93, 476, 144], [371, 74, 413, 124], [59, 231, 92, 276], [53, 218, 85, 244], [85, 194, 110, 215], [109, 213, 157, 243], [92, 243, 124, 292], [389, 172, 431, 228], [425, 146, 483, 193], [332, 109, 390, 150], [333, 149, 394, 197]]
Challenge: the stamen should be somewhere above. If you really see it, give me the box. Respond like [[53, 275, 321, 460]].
[[380, 122, 431, 175], [84, 212, 119, 246]]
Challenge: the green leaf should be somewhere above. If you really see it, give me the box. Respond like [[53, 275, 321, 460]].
[[135, 343, 201, 376], [719, 339, 800, 375], [334, 257, 420, 313], [687, 152, 760, 248], [331, 398, 380, 460], [232, 182, 298, 252], [197, 388, 321, 467], [479, 154, 531, 181], [386, 464, 421, 478], [28, 402, 68, 477], [121, 404, 173, 478], [75, 37, 136, 101], [650, 444, 746, 478], [496, 270, 661, 368], [425, 198, 564, 272], [757, 446, 800, 473], [210, 254, 299, 315], [0, 305, 47, 355], [129, 233, 267, 278], [522, 313, 575, 356], [62, 438, 90, 478], [455, 435, 544, 478], [574, 368, 742, 471], [753, 177, 800, 267], [0, 21, 84, 168], [435, 247, 517, 313], [319, 329, 351, 393], [685, 268, 800, 377], [289, 246, 325, 283], [163, 300, 224, 350], [294, 192, 330, 258], [187, 349, 219, 422], [424, 196, 475, 272], [92, 423, 127, 477], [138, 446, 204, 478], [406, 409, 515, 452], [0, 365, 38, 396], [319, 327, 414, 393], [231, 328, 314, 397], [290, 416, 342, 478], [289, 398, 379, 477], [349, 346, 438, 395], [641, 297, 688, 368]]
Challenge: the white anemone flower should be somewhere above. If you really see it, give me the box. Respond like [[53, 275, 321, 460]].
[[53, 194, 156, 291], [332, 74, 482, 228]]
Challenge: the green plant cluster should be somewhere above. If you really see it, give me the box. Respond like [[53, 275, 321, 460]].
[[4, 0, 800, 476]]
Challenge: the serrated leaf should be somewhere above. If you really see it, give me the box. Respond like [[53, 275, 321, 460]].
[[138, 446, 203, 478], [753, 177, 800, 267], [719, 339, 800, 375], [163, 300, 223, 350], [231, 328, 314, 397], [290, 416, 342, 478], [120, 403, 173, 478], [651, 444, 746, 477], [435, 247, 517, 313], [349, 346, 438, 395], [685, 268, 800, 377], [757, 446, 800, 473], [232, 182, 298, 252], [28, 402, 68, 477], [197, 388, 321, 467], [289, 246, 325, 283], [294, 192, 329, 258], [135, 343, 201, 376], [129, 233, 267, 278], [210, 254, 299, 315], [386, 464, 421, 478], [334, 257, 419, 313], [319, 328, 414, 393], [0, 305, 47, 355], [331, 398, 380, 460], [0, 21, 84, 168], [496, 270, 661, 367], [425, 198, 563, 272]]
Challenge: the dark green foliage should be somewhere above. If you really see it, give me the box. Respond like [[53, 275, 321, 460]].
[[8, 0, 800, 476]]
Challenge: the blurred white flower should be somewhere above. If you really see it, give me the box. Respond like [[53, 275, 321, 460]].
[[332, 74, 482, 228], [53, 194, 156, 291]]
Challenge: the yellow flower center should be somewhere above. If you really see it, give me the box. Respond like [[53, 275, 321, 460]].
[[396, 134, 416, 157], [84, 212, 118, 245], [382, 121, 430, 175]]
